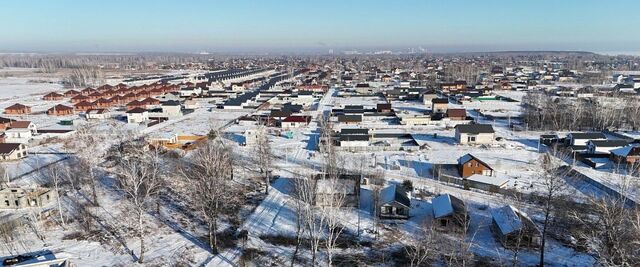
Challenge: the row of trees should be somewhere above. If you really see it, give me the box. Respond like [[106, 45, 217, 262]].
[[522, 91, 640, 131]]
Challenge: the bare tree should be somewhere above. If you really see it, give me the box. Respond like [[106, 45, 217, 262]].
[[179, 140, 237, 253], [113, 144, 165, 263], [404, 222, 438, 267], [254, 127, 272, 194], [538, 151, 570, 266]]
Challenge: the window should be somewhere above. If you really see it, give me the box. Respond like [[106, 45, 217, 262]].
[[4, 200, 8, 206], [440, 219, 448, 227]]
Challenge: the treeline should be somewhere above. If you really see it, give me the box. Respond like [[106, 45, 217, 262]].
[[0, 54, 216, 71], [521, 91, 640, 131], [62, 67, 105, 88]]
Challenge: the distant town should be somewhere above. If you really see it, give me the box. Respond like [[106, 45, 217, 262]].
[[0, 50, 638, 266]]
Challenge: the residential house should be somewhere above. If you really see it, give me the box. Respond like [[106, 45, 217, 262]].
[[338, 114, 362, 124], [447, 108, 467, 120], [126, 100, 145, 110], [454, 124, 495, 144], [0, 187, 56, 209], [281, 116, 310, 128], [376, 103, 392, 113], [314, 174, 360, 207], [47, 104, 74, 116], [440, 81, 467, 93], [432, 194, 468, 232], [0, 143, 27, 161], [63, 89, 80, 98], [586, 140, 629, 154], [161, 101, 182, 117], [491, 205, 542, 249], [126, 108, 149, 124], [431, 98, 449, 113], [93, 98, 113, 109], [0, 117, 14, 130], [378, 184, 410, 219], [566, 132, 607, 148], [73, 101, 95, 112], [70, 95, 89, 104], [458, 153, 494, 178], [338, 128, 370, 147], [43, 92, 64, 101], [4, 104, 31, 115], [466, 174, 509, 192], [610, 145, 640, 165], [9, 121, 36, 134], [5, 128, 32, 144], [85, 109, 110, 120]]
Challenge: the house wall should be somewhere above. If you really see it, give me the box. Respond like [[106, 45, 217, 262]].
[[339, 140, 369, 147], [432, 103, 448, 112], [379, 202, 409, 219], [458, 158, 493, 178], [0, 189, 56, 209], [456, 132, 494, 145], [127, 113, 149, 124]]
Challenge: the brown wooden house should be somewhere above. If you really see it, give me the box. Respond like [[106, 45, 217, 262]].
[[74, 101, 95, 112], [47, 104, 74, 116], [0, 117, 15, 130], [71, 95, 89, 104], [4, 104, 31, 115], [93, 98, 113, 109], [43, 92, 64, 101], [63, 89, 81, 98], [447, 108, 467, 120], [126, 100, 145, 110], [457, 154, 494, 178]]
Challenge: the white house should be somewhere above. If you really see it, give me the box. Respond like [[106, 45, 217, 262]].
[[566, 132, 607, 147], [5, 128, 33, 144], [85, 109, 110, 120], [161, 101, 183, 117], [454, 124, 495, 145], [126, 108, 149, 124]]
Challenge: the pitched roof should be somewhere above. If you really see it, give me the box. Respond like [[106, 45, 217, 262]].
[[340, 128, 369, 135], [611, 145, 640, 157], [491, 205, 523, 235], [74, 101, 94, 107], [458, 153, 493, 170], [447, 108, 467, 118], [455, 124, 495, 134], [588, 140, 629, 147], [9, 121, 32, 129], [48, 104, 73, 111], [126, 107, 148, 114], [432, 194, 464, 218], [5, 103, 30, 110], [339, 135, 369, 141], [338, 114, 362, 123], [380, 184, 410, 208], [0, 143, 22, 154], [432, 98, 449, 104], [43, 92, 63, 97], [283, 116, 308, 123], [0, 117, 15, 124], [569, 132, 606, 140]]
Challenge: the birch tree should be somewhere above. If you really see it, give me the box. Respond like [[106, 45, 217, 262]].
[[254, 127, 272, 194], [179, 140, 237, 253], [113, 145, 165, 263]]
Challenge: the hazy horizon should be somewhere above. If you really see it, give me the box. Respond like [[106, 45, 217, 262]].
[[1, 0, 639, 55]]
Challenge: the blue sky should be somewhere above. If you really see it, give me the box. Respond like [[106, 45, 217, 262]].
[[0, 0, 638, 53]]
